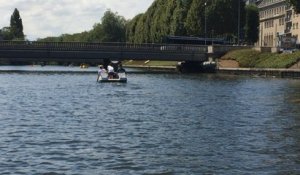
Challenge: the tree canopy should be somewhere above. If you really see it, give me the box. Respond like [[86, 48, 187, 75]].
[[0, 27, 13, 40], [38, 10, 126, 42], [10, 8, 24, 40], [244, 4, 259, 44], [38, 0, 251, 45], [288, 0, 300, 13], [0, 8, 25, 40], [127, 0, 246, 43]]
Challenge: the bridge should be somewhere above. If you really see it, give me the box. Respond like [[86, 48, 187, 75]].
[[0, 41, 250, 64]]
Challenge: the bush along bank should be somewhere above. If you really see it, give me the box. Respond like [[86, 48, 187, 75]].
[[221, 49, 300, 68], [219, 49, 300, 78]]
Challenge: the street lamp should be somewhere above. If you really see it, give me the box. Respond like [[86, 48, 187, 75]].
[[237, 0, 241, 45], [204, 2, 207, 45], [212, 29, 214, 45]]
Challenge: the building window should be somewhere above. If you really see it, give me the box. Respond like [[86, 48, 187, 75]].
[[294, 35, 298, 40], [279, 17, 285, 26]]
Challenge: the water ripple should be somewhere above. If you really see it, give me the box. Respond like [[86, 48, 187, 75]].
[[0, 72, 300, 174]]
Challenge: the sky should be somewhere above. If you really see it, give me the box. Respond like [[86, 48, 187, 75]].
[[0, 0, 155, 40]]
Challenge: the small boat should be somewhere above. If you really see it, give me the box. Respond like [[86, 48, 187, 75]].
[[97, 72, 127, 83]]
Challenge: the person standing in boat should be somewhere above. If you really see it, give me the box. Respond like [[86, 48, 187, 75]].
[[98, 65, 107, 74], [97, 65, 107, 81], [117, 64, 126, 79], [117, 64, 126, 73]]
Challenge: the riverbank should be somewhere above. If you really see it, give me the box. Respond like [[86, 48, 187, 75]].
[[217, 67, 300, 78], [217, 49, 300, 78], [220, 49, 300, 69], [122, 49, 300, 78], [123, 60, 177, 71]]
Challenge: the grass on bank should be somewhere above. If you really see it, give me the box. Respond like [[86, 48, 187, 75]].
[[222, 49, 300, 68], [123, 60, 178, 67]]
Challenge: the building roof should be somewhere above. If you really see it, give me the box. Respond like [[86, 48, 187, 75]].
[[257, 0, 286, 9]]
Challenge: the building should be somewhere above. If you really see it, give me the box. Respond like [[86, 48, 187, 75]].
[[246, 0, 260, 5], [257, 0, 300, 48]]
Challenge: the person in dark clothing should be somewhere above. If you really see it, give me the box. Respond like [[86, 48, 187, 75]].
[[117, 64, 126, 73]]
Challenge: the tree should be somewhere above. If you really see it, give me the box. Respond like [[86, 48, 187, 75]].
[[37, 0, 250, 44], [148, 0, 169, 43], [10, 8, 24, 40], [0, 27, 13, 40], [211, 0, 245, 37], [88, 23, 104, 42], [101, 10, 126, 42], [244, 4, 259, 44], [288, 0, 300, 13], [38, 10, 127, 43], [185, 0, 205, 36], [133, 15, 147, 43], [126, 14, 143, 43], [170, 0, 187, 36], [182, 0, 193, 8]]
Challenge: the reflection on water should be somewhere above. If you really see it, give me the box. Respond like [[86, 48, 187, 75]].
[[0, 67, 300, 174]]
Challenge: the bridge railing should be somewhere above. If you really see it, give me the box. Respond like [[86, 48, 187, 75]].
[[0, 41, 208, 53], [208, 45, 252, 54]]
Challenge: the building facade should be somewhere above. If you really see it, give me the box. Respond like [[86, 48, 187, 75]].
[[258, 0, 300, 47], [246, 0, 260, 5]]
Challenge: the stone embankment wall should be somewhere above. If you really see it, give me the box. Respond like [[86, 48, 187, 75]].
[[217, 59, 300, 78], [218, 67, 300, 78]]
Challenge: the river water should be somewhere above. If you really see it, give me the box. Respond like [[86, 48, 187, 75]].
[[0, 66, 300, 175]]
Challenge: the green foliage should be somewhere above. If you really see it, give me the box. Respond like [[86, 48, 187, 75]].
[[170, 0, 187, 36], [38, 0, 250, 44], [101, 10, 126, 42], [123, 60, 178, 67], [0, 8, 25, 40], [126, 14, 143, 43], [127, 0, 179, 43], [244, 4, 259, 44], [256, 52, 300, 68], [38, 10, 126, 42], [127, 0, 247, 43], [222, 49, 300, 68], [0, 27, 14, 40], [185, 0, 204, 35], [10, 8, 24, 40], [288, 0, 300, 13], [222, 49, 259, 67], [38, 31, 91, 42], [208, 0, 245, 37]]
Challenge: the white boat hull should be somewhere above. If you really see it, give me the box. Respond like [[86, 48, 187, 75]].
[[97, 72, 127, 83]]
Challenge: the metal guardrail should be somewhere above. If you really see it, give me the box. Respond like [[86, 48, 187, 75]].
[[0, 41, 208, 53], [0, 41, 251, 62]]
